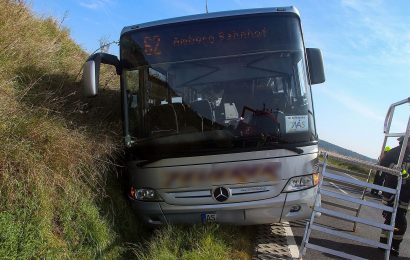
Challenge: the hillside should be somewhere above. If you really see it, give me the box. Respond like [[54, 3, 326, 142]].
[[319, 139, 377, 163], [0, 0, 128, 258], [0, 1, 253, 259]]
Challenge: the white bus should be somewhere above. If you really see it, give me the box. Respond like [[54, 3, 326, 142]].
[[83, 6, 325, 225]]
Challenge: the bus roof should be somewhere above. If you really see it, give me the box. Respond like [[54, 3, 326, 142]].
[[121, 6, 300, 36]]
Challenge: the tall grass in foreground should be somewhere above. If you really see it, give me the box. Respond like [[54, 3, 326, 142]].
[[0, 0, 128, 258], [0, 1, 254, 259], [135, 225, 255, 260]]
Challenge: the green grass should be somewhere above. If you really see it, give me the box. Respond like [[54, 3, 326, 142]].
[[0, 1, 254, 259], [320, 153, 370, 175], [319, 152, 374, 183], [135, 225, 255, 260]]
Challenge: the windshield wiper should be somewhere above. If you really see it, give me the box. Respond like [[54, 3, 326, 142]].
[[264, 142, 304, 154], [284, 146, 304, 154], [236, 135, 304, 154]]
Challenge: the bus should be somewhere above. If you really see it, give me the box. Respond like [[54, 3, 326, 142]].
[[83, 6, 325, 225]]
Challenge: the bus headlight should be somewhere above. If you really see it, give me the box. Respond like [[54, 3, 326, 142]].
[[129, 187, 163, 201], [282, 173, 319, 193]]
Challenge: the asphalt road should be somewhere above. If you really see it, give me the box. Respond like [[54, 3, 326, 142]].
[[290, 168, 410, 260]]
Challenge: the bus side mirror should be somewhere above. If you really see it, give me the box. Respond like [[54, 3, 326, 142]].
[[82, 52, 120, 97], [306, 48, 325, 85]]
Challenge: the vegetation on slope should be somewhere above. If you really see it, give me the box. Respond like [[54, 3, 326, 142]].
[[0, 1, 254, 259], [319, 139, 377, 163], [0, 0, 128, 258]]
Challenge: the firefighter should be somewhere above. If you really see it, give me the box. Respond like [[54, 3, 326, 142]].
[[371, 145, 392, 196], [380, 136, 410, 256]]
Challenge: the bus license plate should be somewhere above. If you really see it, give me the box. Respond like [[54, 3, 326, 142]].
[[201, 213, 216, 223]]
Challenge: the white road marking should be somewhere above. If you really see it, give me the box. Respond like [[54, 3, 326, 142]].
[[283, 221, 300, 259], [329, 170, 367, 197], [328, 181, 349, 195], [340, 171, 361, 181]]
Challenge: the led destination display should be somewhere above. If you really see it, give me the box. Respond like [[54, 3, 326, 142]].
[[121, 14, 303, 67]]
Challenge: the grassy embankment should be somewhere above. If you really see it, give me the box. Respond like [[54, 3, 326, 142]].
[[0, 1, 254, 259]]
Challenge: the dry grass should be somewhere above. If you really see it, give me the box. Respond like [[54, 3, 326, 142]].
[[0, 0, 126, 258], [135, 225, 255, 260], [0, 1, 254, 259]]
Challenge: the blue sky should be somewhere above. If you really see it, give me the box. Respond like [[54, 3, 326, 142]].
[[32, 0, 410, 158]]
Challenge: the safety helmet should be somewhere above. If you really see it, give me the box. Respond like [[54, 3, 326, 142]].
[[402, 169, 409, 179]]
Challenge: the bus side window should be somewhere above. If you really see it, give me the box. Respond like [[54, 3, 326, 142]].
[[125, 70, 139, 106]]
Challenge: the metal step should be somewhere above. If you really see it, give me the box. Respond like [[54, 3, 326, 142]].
[[325, 179, 367, 191], [314, 206, 394, 231], [322, 200, 358, 212], [305, 243, 367, 260], [325, 165, 369, 179], [323, 177, 367, 192], [323, 171, 397, 194], [322, 152, 401, 175], [385, 132, 406, 137], [320, 189, 394, 212], [310, 224, 390, 250]]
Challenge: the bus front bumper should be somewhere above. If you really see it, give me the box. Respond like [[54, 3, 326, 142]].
[[131, 186, 317, 225]]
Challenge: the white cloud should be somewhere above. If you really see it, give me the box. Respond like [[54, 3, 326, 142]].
[[341, 0, 382, 10], [319, 87, 384, 122], [80, 0, 112, 10], [340, 0, 410, 66], [318, 87, 407, 132]]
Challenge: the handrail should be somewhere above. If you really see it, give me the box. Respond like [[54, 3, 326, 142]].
[[383, 97, 409, 133], [381, 97, 410, 160], [325, 152, 401, 176]]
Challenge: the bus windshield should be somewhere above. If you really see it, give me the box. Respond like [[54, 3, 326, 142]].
[[121, 14, 317, 159]]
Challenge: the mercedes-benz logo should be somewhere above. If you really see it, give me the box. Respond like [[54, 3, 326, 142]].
[[212, 187, 230, 202]]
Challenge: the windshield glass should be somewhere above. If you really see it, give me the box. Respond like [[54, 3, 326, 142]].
[[121, 14, 317, 158]]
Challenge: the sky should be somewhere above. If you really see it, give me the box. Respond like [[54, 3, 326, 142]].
[[31, 0, 410, 159]]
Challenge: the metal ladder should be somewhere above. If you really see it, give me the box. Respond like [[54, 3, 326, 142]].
[[300, 97, 410, 260], [318, 164, 370, 233], [355, 97, 410, 233]]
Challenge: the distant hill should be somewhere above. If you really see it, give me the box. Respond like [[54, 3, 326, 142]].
[[319, 139, 377, 163]]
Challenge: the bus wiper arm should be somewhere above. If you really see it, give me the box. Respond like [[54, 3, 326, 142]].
[[285, 146, 304, 154], [238, 136, 304, 154], [257, 135, 304, 154], [267, 143, 304, 154]]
